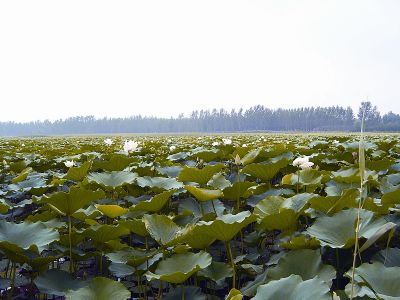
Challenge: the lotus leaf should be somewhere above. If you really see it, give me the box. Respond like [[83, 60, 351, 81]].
[[145, 251, 212, 283], [178, 164, 224, 185], [184, 185, 223, 202], [252, 274, 331, 300], [87, 171, 137, 188], [65, 277, 130, 300]]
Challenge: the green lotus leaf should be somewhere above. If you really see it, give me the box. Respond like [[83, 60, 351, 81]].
[[0, 220, 59, 253], [198, 261, 233, 284], [34, 269, 87, 296], [207, 173, 232, 190], [87, 171, 137, 188], [106, 247, 152, 267], [345, 262, 400, 300], [254, 196, 297, 231], [8, 174, 47, 192], [268, 250, 335, 285], [118, 218, 148, 236], [309, 190, 359, 214], [307, 208, 394, 249], [72, 205, 101, 221], [65, 277, 130, 300], [92, 154, 135, 171], [252, 274, 331, 300], [145, 251, 212, 284], [241, 148, 262, 165], [381, 188, 400, 207], [41, 186, 105, 216], [178, 164, 224, 185], [11, 167, 33, 183], [366, 159, 394, 171], [65, 161, 92, 181], [143, 214, 186, 246], [167, 152, 189, 161], [95, 204, 128, 218], [242, 162, 286, 182], [282, 169, 322, 186], [223, 181, 256, 200], [279, 235, 320, 250], [136, 176, 183, 190], [226, 288, 243, 300], [199, 211, 256, 242], [108, 262, 135, 277], [131, 190, 175, 212], [156, 165, 183, 178], [181, 224, 216, 249], [185, 185, 223, 202], [82, 224, 130, 244], [179, 197, 225, 220], [372, 248, 400, 267], [0, 199, 10, 214]]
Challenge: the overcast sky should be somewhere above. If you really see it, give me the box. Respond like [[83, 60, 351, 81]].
[[1, 1, 399, 122]]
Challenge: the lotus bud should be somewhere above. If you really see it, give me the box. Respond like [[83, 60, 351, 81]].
[[235, 154, 241, 166]]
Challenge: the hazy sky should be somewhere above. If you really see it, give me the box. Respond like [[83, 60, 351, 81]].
[[1, 1, 399, 122]]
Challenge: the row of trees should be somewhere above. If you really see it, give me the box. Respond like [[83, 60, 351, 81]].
[[0, 102, 398, 136]]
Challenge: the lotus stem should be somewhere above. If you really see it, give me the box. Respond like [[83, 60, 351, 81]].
[[99, 251, 103, 275], [350, 108, 366, 300], [68, 215, 73, 274], [181, 285, 185, 300], [225, 241, 236, 289], [8, 262, 16, 300]]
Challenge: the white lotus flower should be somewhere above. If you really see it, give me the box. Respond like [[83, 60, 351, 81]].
[[169, 145, 176, 151], [212, 141, 220, 147], [299, 161, 314, 170], [104, 138, 113, 146], [21, 143, 25, 147], [292, 156, 310, 167], [123, 140, 139, 154], [64, 160, 74, 168], [222, 138, 232, 145], [242, 144, 247, 147]]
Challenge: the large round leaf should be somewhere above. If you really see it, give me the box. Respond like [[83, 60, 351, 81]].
[[0, 220, 59, 253], [145, 251, 212, 284], [268, 249, 335, 286], [307, 208, 394, 249], [95, 204, 128, 218], [345, 262, 400, 300], [40, 186, 105, 216], [178, 164, 224, 185], [136, 176, 183, 190], [65, 277, 130, 300], [34, 269, 87, 296], [184, 185, 223, 202], [199, 211, 256, 242], [252, 274, 331, 300], [143, 214, 186, 246], [88, 171, 137, 188], [131, 190, 175, 212]]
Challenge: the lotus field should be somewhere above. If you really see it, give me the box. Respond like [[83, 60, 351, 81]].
[[1, 134, 400, 299]]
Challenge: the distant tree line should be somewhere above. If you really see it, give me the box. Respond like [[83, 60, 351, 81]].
[[0, 102, 399, 136]]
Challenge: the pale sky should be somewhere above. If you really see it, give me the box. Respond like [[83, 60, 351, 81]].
[[1, 1, 399, 122]]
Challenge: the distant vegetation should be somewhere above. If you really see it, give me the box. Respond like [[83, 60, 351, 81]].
[[0, 101, 399, 136]]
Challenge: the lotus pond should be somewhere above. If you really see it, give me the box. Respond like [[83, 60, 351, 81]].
[[0, 134, 400, 299]]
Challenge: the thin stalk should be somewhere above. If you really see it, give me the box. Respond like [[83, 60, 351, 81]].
[[181, 285, 185, 300], [8, 262, 16, 300], [225, 241, 236, 289], [68, 215, 73, 274], [350, 108, 366, 300], [99, 251, 103, 275]]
